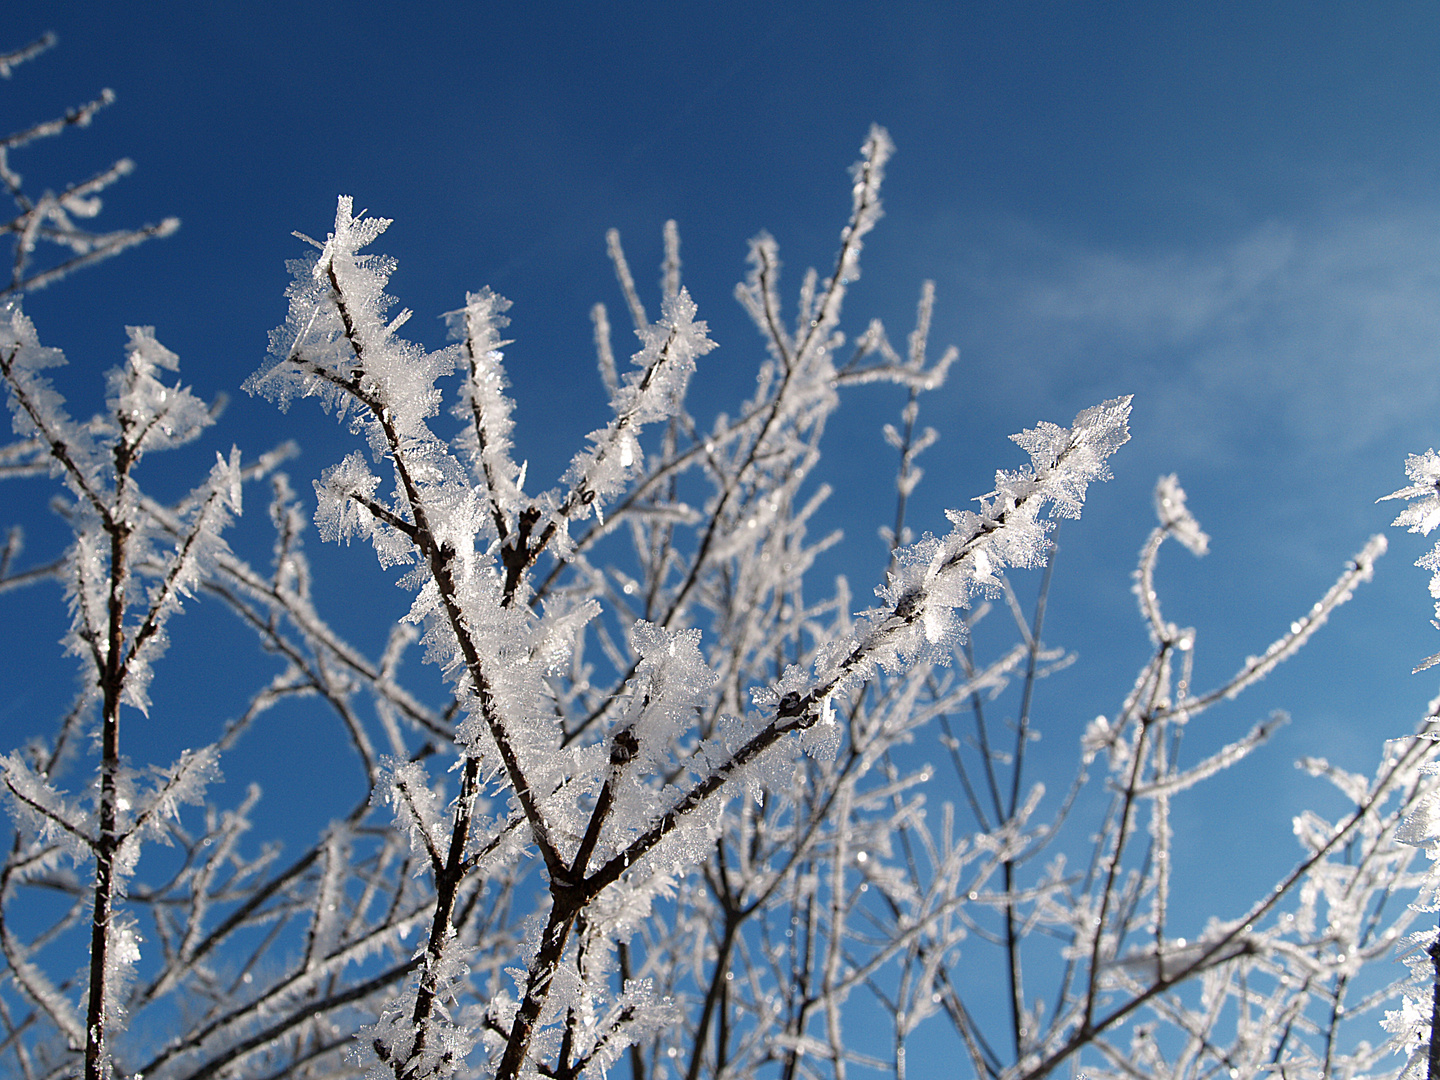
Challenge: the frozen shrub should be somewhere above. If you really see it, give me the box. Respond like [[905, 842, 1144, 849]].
[[2, 45, 1437, 1080]]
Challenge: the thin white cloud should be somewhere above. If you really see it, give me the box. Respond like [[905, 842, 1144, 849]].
[[939, 205, 1440, 464], [1023, 223, 1296, 349]]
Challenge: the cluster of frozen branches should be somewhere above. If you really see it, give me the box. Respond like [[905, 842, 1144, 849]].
[[4, 46, 1440, 1080], [0, 33, 176, 297]]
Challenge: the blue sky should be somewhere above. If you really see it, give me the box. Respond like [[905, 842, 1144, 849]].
[[4, 0, 1440, 987]]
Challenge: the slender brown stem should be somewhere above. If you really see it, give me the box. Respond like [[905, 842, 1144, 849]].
[[403, 756, 482, 1075], [495, 896, 581, 1080], [83, 432, 135, 1080], [1428, 928, 1440, 1080], [685, 912, 739, 1080]]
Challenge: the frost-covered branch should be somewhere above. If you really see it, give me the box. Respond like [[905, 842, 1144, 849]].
[[1, 35, 177, 296]]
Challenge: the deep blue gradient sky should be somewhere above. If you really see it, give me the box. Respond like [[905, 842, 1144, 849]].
[[4, 2, 1440, 959]]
